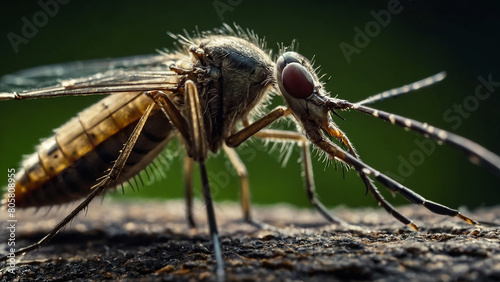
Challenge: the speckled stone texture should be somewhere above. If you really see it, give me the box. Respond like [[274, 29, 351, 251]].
[[1, 199, 499, 281]]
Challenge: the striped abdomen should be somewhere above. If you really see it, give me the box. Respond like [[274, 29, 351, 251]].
[[9, 92, 174, 208]]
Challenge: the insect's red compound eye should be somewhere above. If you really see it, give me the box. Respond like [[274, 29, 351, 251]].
[[282, 62, 314, 99]]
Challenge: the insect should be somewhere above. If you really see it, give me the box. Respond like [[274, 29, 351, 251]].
[[1, 24, 499, 279]]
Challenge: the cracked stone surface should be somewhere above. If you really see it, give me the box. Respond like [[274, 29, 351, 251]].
[[1, 199, 499, 281]]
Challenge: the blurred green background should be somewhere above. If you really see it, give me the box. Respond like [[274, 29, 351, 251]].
[[0, 0, 499, 213]]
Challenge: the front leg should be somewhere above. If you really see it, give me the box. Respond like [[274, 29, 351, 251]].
[[225, 106, 291, 147], [225, 108, 350, 226], [183, 80, 224, 279]]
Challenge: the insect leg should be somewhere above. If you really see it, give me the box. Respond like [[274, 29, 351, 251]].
[[254, 129, 350, 226], [0, 97, 158, 262], [359, 172, 419, 230], [184, 80, 224, 279], [152, 93, 191, 145], [225, 106, 291, 147], [226, 108, 352, 225], [222, 143, 280, 231], [225, 107, 422, 228], [222, 144, 251, 222], [199, 160, 224, 279], [183, 156, 196, 228], [146, 90, 200, 228], [326, 125, 419, 229], [310, 132, 477, 226]]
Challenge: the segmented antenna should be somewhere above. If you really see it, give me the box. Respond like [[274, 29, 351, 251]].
[[356, 72, 446, 106]]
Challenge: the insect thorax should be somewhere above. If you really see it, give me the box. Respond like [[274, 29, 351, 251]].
[[193, 35, 275, 152]]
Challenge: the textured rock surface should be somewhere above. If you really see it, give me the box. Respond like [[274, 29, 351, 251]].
[[1, 199, 499, 281]]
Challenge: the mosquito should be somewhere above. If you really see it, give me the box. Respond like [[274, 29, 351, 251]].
[[1, 24, 499, 279]]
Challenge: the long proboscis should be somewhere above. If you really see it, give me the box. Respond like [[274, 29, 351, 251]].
[[327, 98, 500, 178]]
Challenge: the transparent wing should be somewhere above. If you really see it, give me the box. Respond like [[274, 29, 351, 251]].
[[0, 54, 185, 100], [0, 54, 171, 91]]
